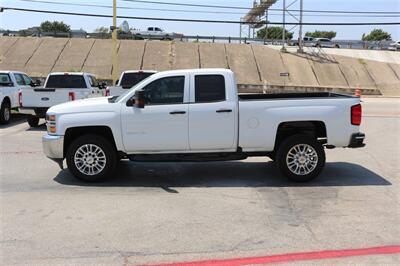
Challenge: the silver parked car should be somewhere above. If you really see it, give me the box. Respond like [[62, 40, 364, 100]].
[[314, 38, 340, 48]]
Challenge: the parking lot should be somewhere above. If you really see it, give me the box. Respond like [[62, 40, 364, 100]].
[[0, 97, 399, 265]]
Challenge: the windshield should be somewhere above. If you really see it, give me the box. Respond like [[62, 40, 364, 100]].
[[120, 72, 155, 89], [0, 73, 13, 87], [46, 75, 86, 88]]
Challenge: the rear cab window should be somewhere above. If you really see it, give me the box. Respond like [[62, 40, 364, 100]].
[[194, 75, 226, 103], [120, 72, 155, 89], [45, 74, 87, 88], [0, 73, 13, 87]]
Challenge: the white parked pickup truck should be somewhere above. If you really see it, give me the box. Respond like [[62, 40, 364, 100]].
[[42, 69, 365, 182], [105, 70, 157, 96], [0, 71, 39, 124], [19, 72, 106, 127]]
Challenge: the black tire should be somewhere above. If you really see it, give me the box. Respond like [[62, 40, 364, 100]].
[[334, 44, 340, 48], [27, 116, 40, 127], [276, 134, 325, 182], [66, 134, 117, 182], [0, 101, 11, 124]]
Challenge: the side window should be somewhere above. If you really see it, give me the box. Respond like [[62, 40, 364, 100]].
[[88, 76, 99, 87], [14, 74, 26, 86], [195, 75, 226, 103], [155, 28, 161, 32], [22, 74, 33, 86], [142, 76, 184, 105]]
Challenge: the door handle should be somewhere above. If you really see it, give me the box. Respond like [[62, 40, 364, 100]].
[[169, 111, 186, 115], [216, 109, 232, 113]]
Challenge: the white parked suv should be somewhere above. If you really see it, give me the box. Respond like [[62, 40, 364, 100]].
[[42, 69, 365, 183], [0, 71, 39, 124], [19, 72, 106, 127]]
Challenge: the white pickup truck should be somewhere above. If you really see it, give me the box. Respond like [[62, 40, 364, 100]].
[[0, 71, 39, 124], [19, 72, 106, 127], [133, 27, 181, 40], [105, 70, 157, 96], [42, 69, 365, 183]]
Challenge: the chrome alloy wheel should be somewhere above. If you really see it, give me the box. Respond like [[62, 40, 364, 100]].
[[286, 144, 318, 176], [74, 144, 107, 176]]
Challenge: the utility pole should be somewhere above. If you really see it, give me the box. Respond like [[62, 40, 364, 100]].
[[111, 0, 119, 85], [281, 0, 286, 52], [297, 0, 304, 53], [265, 9, 268, 39]]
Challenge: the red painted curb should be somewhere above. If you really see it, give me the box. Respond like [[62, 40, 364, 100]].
[[143, 245, 400, 266]]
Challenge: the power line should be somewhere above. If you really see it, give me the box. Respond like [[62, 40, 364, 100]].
[[122, 0, 400, 14], [3, 7, 400, 26], [14, 0, 400, 18]]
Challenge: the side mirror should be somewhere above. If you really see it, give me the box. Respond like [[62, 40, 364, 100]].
[[134, 89, 145, 108], [115, 79, 119, 86], [31, 80, 41, 87]]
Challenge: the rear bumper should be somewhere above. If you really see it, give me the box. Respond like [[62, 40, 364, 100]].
[[348, 133, 366, 148], [42, 134, 64, 159], [19, 107, 48, 117]]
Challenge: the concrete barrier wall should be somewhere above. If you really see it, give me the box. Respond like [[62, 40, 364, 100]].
[[0, 38, 43, 71], [142, 41, 171, 71], [0, 37, 20, 57], [52, 38, 95, 72], [225, 44, 261, 85], [82, 39, 115, 78], [252, 45, 287, 85], [280, 52, 319, 87], [199, 43, 227, 68], [118, 40, 145, 72], [25, 38, 69, 77], [0, 37, 398, 95]]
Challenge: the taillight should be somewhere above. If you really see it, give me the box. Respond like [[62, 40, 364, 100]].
[[18, 90, 23, 107], [68, 92, 75, 101], [105, 89, 110, 96], [351, 104, 362, 126]]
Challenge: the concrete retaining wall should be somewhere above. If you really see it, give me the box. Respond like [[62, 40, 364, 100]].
[[1, 37, 398, 95]]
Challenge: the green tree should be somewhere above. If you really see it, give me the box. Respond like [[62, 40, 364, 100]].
[[305, 31, 337, 39], [40, 21, 71, 33], [94, 26, 110, 34], [362, 29, 392, 41], [257, 26, 293, 40]]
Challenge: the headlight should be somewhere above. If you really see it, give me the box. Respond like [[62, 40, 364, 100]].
[[46, 114, 57, 134]]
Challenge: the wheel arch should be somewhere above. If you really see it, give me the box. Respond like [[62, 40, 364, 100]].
[[64, 126, 118, 157], [274, 121, 327, 152]]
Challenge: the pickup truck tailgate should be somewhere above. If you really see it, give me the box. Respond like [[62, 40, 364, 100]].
[[20, 88, 94, 107]]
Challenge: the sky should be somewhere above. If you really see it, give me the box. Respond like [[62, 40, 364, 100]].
[[0, 0, 399, 40]]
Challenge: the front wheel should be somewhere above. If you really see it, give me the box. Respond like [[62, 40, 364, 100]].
[[66, 134, 117, 182], [27, 116, 40, 127], [276, 134, 325, 182]]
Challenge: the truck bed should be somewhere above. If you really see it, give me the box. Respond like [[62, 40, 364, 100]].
[[238, 92, 352, 101]]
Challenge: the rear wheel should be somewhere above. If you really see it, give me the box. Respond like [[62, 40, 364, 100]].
[[27, 116, 40, 127], [0, 101, 11, 124], [276, 134, 325, 182], [66, 134, 117, 182]]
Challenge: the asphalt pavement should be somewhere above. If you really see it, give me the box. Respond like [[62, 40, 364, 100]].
[[0, 98, 399, 265]]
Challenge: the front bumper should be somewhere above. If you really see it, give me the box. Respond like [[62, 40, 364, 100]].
[[348, 133, 366, 148], [42, 134, 64, 159]]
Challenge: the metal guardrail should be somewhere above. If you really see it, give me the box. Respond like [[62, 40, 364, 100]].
[[0, 30, 396, 50]]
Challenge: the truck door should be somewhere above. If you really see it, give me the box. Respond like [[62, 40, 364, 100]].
[[188, 74, 236, 151], [121, 75, 189, 152]]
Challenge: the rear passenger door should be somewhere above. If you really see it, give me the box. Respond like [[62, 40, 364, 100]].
[[188, 74, 236, 151]]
